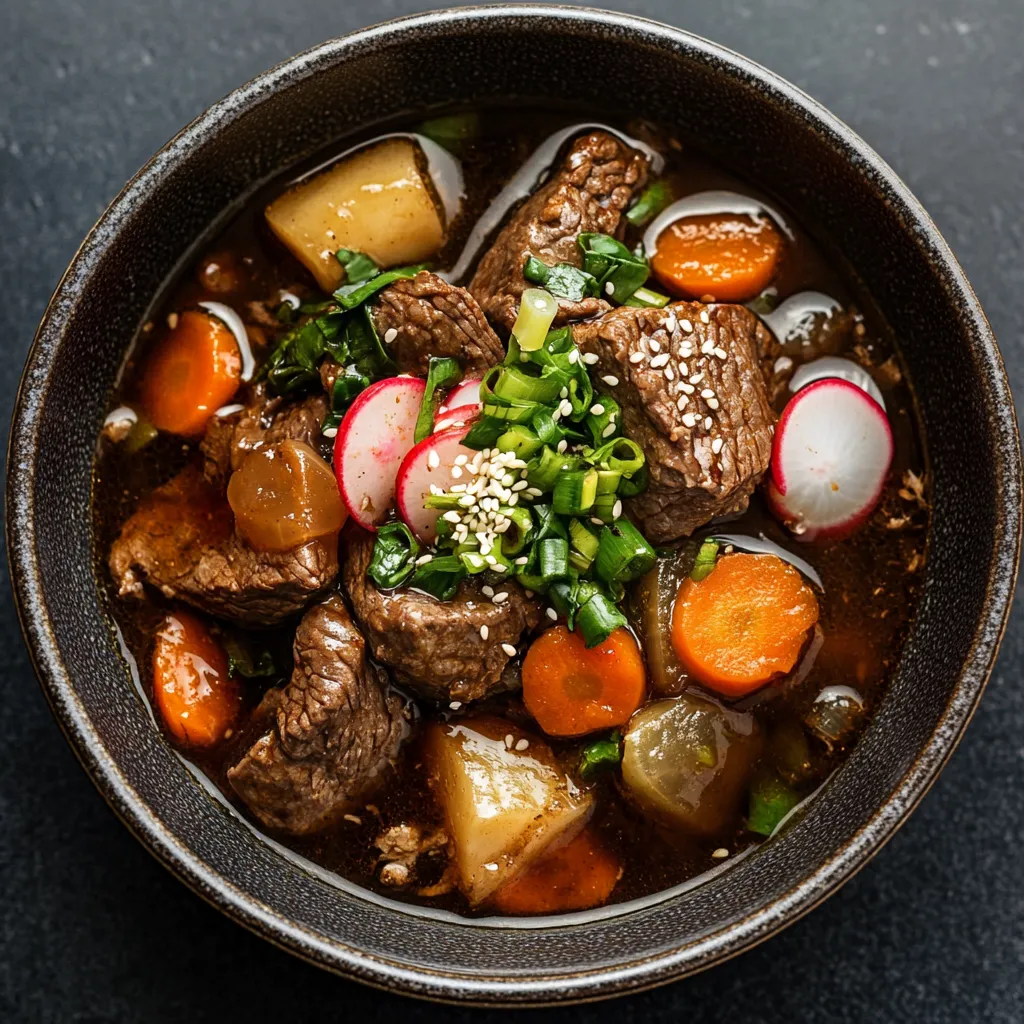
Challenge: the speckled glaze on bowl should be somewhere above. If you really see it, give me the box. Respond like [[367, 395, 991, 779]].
[[6, 4, 1021, 1005]]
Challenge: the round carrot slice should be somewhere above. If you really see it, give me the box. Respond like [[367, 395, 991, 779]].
[[522, 625, 646, 737], [651, 212, 783, 302], [140, 309, 241, 437], [152, 610, 241, 747], [671, 552, 818, 697], [491, 830, 622, 915]]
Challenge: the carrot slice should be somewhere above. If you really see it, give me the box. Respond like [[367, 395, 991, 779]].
[[522, 625, 645, 737], [651, 212, 783, 302], [671, 553, 818, 697], [152, 610, 241, 747], [491, 830, 622, 915], [139, 310, 241, 437]]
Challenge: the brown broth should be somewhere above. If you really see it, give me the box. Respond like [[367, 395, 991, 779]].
[[92, 106, 928, 919]]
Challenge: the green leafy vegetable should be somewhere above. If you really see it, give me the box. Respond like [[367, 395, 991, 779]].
[[410, 555, 467, 600], [414, 357, 462, 443], [579, 729, 624, 780], [222, 632, 280, 679], [522, 257, 598, 302], [367, 522, 421, 589], [334, 262, 428, 309], [747, 773, 800, 836], [578, 233, 650, 303], [691, 539, 720, 582], [335, 248, 379, 285], [625, 180, 673, 227]]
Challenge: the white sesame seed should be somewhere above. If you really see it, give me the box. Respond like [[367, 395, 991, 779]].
[[582, 352, 600, 365], [450, 484, 466, 493], [501, 643, 517, 657], [514, 555, 529, 565], [551, 407, 562, 422], [682, 412, 697, 428], [649, 339, 661, 353], [568, 348, 580, 364], [589, 403, 605, 417], [383, 327, 399, 344], [690, 372, 704, 384], [443, 510, 462, 523], [774, 355, 794, 374], [511, 479, 528, 492], [707, 397, 720, 410], [601, 375, 619, 387], [451, 466, 463, 478], [711, 437, 724, 454], [484, 862, 498, 871], [601, 422, 617, 438], [545, 607, 558, 621], [700, 310, 710, 324], [714, 347, 728, 360], [605, 281, 615, 295], [482, 585, 494, 597], [525, 487, 543, 498], [458, 494, 475, 506], [711, 848, 729, 859], [505, 733, 514, 748], [664, 366, 675, 381], [680, 382, 695, 395], [650, 353, 670, 368], [591, 517, 605, 526], [678, 362, 689, 375], [701, 388, 715, 399], [454, 454, 468, 466], [681, 319, 693, 333], [322, 426, 338, 439], [485, 555, 497, 566], [415, 553, 434, 565], [704, 416, 713, 430], [559, 399, 574, 417], [557, 439, 568, 453], [629, 351, 645, 364], [701, 339, 715, 355], [427, 449, 440, 469], [665, 314, 678, 332], [449, 701, 462, 710], [360, 495, 372, 511], [479, 624, 489, 640], [515, 738, 530, 751], [612, 500, 623, 519], [677, 395, 689, 411], [493, 592, 509, 604]]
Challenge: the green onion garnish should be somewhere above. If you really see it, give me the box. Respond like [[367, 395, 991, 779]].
[[691, 539, 720, 582]]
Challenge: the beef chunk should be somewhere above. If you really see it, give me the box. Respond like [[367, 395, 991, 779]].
[[201, 382, 327, 484], [371, 270, 505, 375], [573, 303, 776, 543], [109, 466, 337, 626], [342, 529, 541, 702], [469, 131, 649, 332], [228, 595, 405, 835]]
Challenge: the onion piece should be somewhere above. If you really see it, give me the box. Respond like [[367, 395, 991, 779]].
[[711, 533, 824, 589], [789, 355, 885, 411], [198, 301, 255, 381]]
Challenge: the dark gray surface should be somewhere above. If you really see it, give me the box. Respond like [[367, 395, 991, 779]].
[[1, 0, 1021, 1020]]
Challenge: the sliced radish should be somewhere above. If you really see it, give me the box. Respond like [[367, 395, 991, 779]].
[[433, 403, 482, 433], [334, 376, 426, 530], [789, 356, 885, 411], [438, 377, 482, 414], [767, 378, 893, 542], [396, 426, 474, 543]]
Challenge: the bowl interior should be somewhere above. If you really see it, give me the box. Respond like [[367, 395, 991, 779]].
[[8, 6, 1020, 1005]]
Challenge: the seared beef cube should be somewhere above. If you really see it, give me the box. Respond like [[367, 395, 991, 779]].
[[342, 529, 541, 703], [109, 466, 337, 626], [469, 131, 649, 332], [201, 382, 327, 484], [372, 270, 505, 375], [228, 595, 405, 835], [573, 303, 776, 543]]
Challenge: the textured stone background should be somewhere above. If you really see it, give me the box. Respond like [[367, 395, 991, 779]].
[[2, 1, 1022, 1020]]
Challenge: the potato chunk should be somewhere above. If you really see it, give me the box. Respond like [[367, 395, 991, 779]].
[[426, 716, 593, 906], [622, 695, 761, 836], [266, 138, 445, 291]]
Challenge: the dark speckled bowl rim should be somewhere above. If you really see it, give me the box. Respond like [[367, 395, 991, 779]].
[[7, 4, 1022, 1006]]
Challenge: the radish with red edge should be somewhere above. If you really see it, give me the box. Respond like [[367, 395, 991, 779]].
[[767, 377, 893, 542], [334, 376, 426, 530], [433, 403, 482, 433], [397, 425, 474, 543], [438, 377, 481, 415]]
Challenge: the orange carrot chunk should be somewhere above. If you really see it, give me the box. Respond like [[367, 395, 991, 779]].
[[651, 212, 783, 302], [522, 625, 646, 738], [152, 610, 241, 747], [491, 830, 622, 915], [671, 552, 819, 698], [140, 310, 241, 438]]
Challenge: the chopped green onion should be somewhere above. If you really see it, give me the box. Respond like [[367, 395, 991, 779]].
[[495, 425, 543, 459], [492, 365, 565, 405], [585, 395, 621, 446], [335, 248, 379, 285], [367, 522, 421, 589], [590, 493, 618, 522], [512, 288, 558, 351], [577, 591, 628, 648], [578, 233, 650, 304], [691, 539, 720, 582], [459, 550, 488, 573], [414, 356, 461, 443], [461, 415, 507, 449], [552, 468, 598, 515], [527, 446, 580, 492], [625, 286, 671, 309], [578, 729, 623, 780], [589, 436, 645, 478], [595, 469, 622, 495], [568, 518, 601, 561], [625, 180, 674, 227], [498, 505, 534, 555], [595, 519, 657, 583], [747, 774, 800, 836], [616, 463, 649, 498], [538, 537, 570, 584]]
